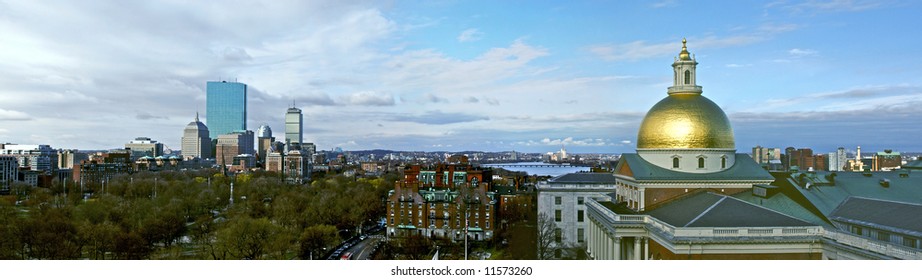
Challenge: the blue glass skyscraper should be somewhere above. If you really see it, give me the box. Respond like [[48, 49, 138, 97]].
[[206, 81, 247, 137]]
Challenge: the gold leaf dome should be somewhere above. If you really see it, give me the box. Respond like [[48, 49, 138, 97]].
[[636, 94, 735, 149]]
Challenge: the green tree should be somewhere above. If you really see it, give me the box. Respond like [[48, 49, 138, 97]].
[[298, 224, 340, 260]]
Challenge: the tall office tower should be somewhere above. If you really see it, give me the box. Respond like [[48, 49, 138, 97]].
[[206, 81, 247, 137], [182, 113, 212, 159], [828, 147, 847, 172], [256, 124, 274, 164], [0, 156, 18, 186], [285, 106, 303, 151], [0, 144, 58, 172]]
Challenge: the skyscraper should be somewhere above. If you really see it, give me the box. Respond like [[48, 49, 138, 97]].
[[206, 81, 247, 137], [256, 124, 274, 164], [182, 113, 212, 159], [285, 106, 303, 150]]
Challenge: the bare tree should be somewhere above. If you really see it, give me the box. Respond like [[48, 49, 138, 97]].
[[535, 212, 557, 260]]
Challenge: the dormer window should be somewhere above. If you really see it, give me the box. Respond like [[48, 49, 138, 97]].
[[698, 157, 705, 169], [672, 157, 680, 168], [721, 156, 727, 169]]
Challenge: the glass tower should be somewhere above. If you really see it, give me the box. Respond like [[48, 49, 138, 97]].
[[206, 81, 247, 137], [285, 107, 303, 149]]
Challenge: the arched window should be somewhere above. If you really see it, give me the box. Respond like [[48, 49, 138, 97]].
[[721, 156, 727, 169], [672, 157, 680, 168], [698, 157, 705, 168], [684, 70, 691, 84]]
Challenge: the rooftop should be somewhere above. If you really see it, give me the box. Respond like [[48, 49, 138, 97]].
[[618, 153, 774, 181], [548, 172, 618, 184], [646, 191, 815, 228], [829, 197, 922, 236]]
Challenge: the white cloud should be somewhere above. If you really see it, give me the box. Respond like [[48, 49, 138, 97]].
[[789, 48, 818, 56], [457, 28, 484, 42], [0, 109, 31, 121], [588, 35, 763, 61], [342, 91, 395, 106]]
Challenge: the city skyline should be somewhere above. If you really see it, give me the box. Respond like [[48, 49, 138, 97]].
[[2, 1, 922, 153]]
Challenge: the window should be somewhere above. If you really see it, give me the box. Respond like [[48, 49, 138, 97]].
[[672, 157, 680, 168], [721, 156, 727, 169], [903, 237, 918, 248], [684, 70, 690, 84], [555, 210, 562, 222], [577, 210, 584, 222], [850, 225, 863, 236], [698, 157, 705, 168], [555, 228, 562, 243], [555, 196, 561, 205], [578, 228, 585, 243], [878, 231, 891, 242], [577, 197, 584, 205]]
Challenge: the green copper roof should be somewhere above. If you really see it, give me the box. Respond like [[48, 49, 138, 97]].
[[788, 171, 922, 216], [733, 190, 831, 228], [617, 153, 774, 181]]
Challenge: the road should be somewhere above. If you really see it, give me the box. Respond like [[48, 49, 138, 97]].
[[341, 234, 383, 260]]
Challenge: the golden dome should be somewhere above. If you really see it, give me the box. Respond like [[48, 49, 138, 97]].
[[636, 94, 735, 149]]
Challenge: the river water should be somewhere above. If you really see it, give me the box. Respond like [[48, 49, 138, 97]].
[[481, 162, 591, 177]]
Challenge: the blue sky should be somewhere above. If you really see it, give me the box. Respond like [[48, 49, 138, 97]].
[[1, 0, 920, 154]]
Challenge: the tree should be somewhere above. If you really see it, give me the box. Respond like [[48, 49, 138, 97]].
[[297, 224, 339, 260], [535, 212, 557, 260], [214, 217, 290, 260]]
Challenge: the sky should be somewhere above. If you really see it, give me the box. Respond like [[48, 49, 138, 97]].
[[1, 0, 921, 154]]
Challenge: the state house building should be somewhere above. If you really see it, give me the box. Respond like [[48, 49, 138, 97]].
[[582, 40, 922, 260]]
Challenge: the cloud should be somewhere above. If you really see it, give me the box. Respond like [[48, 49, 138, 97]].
[[484, 97, 500, 105], [463, 96, 479, 103], [221, 47, 252, 62], [725, 63, 752, 68], [0, 109, 31, 121], [342, 91, 395, 106], [515, 137, 612, 147], [423, 93, 448, 103], [778, 0, 885, 13], [457, 28, 484, 42], [136, 112, 168, 120], [789, 48, 818, 56], [587, 35, 763, 61], [651, 0, 677, 8], [758, 23, 801, 34], [299, 92, 337, 106], [396, 111, 488, 125]]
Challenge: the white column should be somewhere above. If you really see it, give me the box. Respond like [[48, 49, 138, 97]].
[[644, 237, 649, 260], [639, 189, 646, 211], [633, 237, 641, 260], [613, 237, 621, 260]]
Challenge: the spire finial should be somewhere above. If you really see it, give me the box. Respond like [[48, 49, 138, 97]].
[[678, 38, 691, 61], [195, 112, 199, 122]]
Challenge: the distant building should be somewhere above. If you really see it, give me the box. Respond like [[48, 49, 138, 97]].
[[785, 147, 819, 171], [206, 81, 247, 137], [0, 144, 58, 173], [828, 147, 847, 172], [125, 137, 164, 160], [285, 106, 303, 151], [256, 124, 274, 165], [57, 149, 87, 169], [215, 130, 254, 166], [265, 152, 284, 173], [0, 156, 18, 187], [182, 113, 212, 159], [282, 149, 310, 184], [873, 150, 901, 171], [74, 151, 132, 187], [751, 146, 781, 165]]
